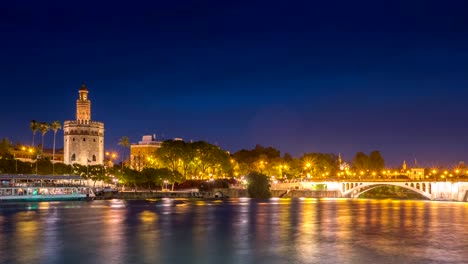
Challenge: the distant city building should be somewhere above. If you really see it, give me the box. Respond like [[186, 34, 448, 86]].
[[338, 153, 350, 171], [63, 84, 105, 166], [130, 134, 163, 171], [409, 168, 425, 180]]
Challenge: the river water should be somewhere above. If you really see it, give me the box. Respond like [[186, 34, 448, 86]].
[[0, 198, 467, 264]]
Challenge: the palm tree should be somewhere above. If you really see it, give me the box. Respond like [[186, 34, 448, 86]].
[[30, 120, 39, 147], [118, 136, 130, 170], [39, 122, 50, 153], [50, 121, 62, 162]]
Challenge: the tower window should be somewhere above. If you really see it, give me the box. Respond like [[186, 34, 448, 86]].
[[93, 139, 96, 142], [83, 138, 86, 141], [92, 155, 96, 162], [73, 138, 75, 142], [71, 154, 76, 161]]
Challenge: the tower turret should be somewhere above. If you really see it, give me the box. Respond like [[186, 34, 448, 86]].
[[64, 83, 104, 166], [76, 83, 91, 122]]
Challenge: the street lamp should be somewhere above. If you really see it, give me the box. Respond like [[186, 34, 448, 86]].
[[105, 151, 118, 167], [162, 180, 168, 191]]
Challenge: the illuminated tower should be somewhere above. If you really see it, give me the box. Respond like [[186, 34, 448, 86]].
[[76, 84, 91, 121], [63, 84, 105, 165]]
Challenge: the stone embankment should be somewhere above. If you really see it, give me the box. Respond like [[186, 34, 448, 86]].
[[95, 188, 340, 200]]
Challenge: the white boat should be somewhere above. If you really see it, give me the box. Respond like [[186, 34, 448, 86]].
[[0, 186, 95, 202], [0, 174, 95, 202]]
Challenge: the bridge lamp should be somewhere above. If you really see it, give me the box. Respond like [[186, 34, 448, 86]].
[[432, 170, 437, 174], [444, 171, 448, 175], [455, 170, 460, 174]]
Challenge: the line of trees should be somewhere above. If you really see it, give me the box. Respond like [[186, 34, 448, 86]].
[[29, 120, 62, 160], [4, 134, 468, 189], [1, 133, 388, 182]]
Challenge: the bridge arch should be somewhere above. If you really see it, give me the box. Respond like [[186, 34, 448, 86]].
[[342, 182, 432, 200]]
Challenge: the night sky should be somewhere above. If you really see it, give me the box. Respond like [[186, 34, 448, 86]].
[[1, 0, 468, 167]]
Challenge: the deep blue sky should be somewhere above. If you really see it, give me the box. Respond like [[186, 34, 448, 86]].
[[1, 0, 468, 167]]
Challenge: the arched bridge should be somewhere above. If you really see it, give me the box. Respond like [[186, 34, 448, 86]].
[[341, 182, 433, 199], [272, 181, 468, 202]]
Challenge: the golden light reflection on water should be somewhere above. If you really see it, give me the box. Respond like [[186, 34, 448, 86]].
[[137, 210, 161, 263], [2, 199, 468, 264], [296, 198, 319, 263], [139, 210, 158, 223], [13, 211, 40, 263], [344, 200, 468, 263], [94, 203, 126, 264], [195, 200, 207, 206]]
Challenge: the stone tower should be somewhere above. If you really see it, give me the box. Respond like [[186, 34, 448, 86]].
[[63, 84, 105, 165]]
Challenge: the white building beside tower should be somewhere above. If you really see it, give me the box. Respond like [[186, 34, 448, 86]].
[[63, 84, 105, 165]]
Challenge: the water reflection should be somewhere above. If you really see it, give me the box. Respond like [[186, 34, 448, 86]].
[[13, 211, 40, 264], [0, 199, 468, 264]]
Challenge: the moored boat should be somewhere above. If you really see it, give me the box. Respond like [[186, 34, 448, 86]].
[[0, 186, 95, 202], [0, 174, 95, 202]]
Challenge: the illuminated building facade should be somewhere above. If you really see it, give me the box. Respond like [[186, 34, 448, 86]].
[[130, 135, 162, 171], [63, 84, 105, 165]]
